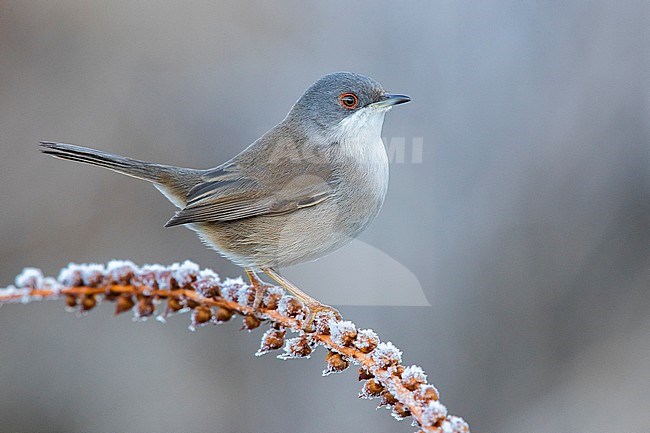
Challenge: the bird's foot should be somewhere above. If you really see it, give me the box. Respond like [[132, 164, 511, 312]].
[[246, 269, 273, 311], [302, 301, 342, 332]]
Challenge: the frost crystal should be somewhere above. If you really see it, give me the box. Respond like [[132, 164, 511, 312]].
[[262, 286, 284, 309], [198, 267, 219, 281], [441, 416, 470, 433], [421, 400, 448, 426], [402, 365, 427, 384], [106, 259, 137, 284], [371, 342, 402, 368], [277, 296, 305, 319], [277, 336, 313, 360], [220, 277, 244, 302], [15, 267, 44, 289], [256, 328, 285, 357], [138, 264, 166, 289], [57, 263, 106, 287], [170, 260, 200, 287], [236, 286, 255, 307], [329, 320, 357, 346], [354, 328, 379, 353]]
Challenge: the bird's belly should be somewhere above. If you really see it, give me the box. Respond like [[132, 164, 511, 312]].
[[190, 189, 383, 269]]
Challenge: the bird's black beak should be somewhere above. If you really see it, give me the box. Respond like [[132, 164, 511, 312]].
[[371, 93, 411, 108]]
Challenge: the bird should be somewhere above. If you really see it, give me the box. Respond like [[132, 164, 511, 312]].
[[39, 71, 410, 323]]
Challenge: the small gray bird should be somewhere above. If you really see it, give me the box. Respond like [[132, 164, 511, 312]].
[[40, 71, 410, 320]]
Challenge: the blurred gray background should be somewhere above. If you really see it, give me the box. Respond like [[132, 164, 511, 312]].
[[1, 1, 649, 432]]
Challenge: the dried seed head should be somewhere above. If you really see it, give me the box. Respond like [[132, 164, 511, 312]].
[[237, 286, 256, 307], [138, 264, 165, 290], [58, 265, 84, 287], [65, 294, 78, 308], [170, 260, 200, 289], [106, 260, 136, 285], [80, 294, 97, 312], [278, 335, 313, 359], [277, 296, 305, 319], [439, 416, 470, 433], [380, 390, 398, 407], [115, 294, 135, 315], [15, 267, 44, 289], [391, 402, 411, 420], [194, 280, 220, 298], [185, 299, 199, 309], [402, 365, 428, 391], [262, 286, 284, 310], [192, 306, 213, 326], [358, 368, 374, 381], [220, 277, 245, 302], [215, 307, 234, 323], [354, 329, 379, 353], [256, 328, 286, 356], [416, 384, 440, 402], [136, 297, 155, 318], [322, 351, 349, 376], [166, 296, 182, 313], [311, 310, 337, 335], [421, 400, 448, 426], [371, 342, 402, 369], [242, 315, 262, 331], [360, 378, 384, 398], [81, 264, 105, 287], [329, 320, 357, 347]]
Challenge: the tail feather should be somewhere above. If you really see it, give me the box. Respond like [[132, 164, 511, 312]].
[[39, 141, 204, 206], [39, 141, 164, 183]]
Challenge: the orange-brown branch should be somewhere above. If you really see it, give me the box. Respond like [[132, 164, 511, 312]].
[[1, 263, 469, 433]]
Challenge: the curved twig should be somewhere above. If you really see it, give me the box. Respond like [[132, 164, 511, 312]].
[[1, 261, 470, 433]]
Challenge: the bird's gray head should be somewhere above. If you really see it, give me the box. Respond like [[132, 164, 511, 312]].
[[286, 72, 410, 141]]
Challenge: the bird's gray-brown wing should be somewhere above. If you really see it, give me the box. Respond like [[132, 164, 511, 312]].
[[164, 163, 335, 227]]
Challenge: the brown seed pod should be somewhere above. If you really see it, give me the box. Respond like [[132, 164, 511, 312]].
[[358, 368, 374, 381], [80, 294, 97, 312], [215, 307, 234, 323], [166, 296, 182, 313], [416, 384, 440, 402], [277, 296, 305, 319], [330, 320, 357, 347], [323, 351, 349, 376], [401, 365, 427, 391], [115, 294, 135, 315], [242, 315, 261, 331], [256, 328, 286, 356], [361, 378, 384, 398], [262, 287, 284, 310], [380, 390, 398, 407], [421, 400, 448, 426], [354, 329, 379, 353], [65, 294, 78, 308], [279, 335, 313, 359], [192, 306, 213, 325], [137, 296, 154, 318], [392, 401, 411, 419]]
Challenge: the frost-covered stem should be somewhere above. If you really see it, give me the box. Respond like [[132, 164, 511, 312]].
[[1, 263, 470, 433]]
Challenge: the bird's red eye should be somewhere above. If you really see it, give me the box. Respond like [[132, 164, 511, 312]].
[[338, 92, 359, 110]]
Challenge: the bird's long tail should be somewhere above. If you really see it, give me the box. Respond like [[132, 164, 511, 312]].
[[39, 141, 202, 205]]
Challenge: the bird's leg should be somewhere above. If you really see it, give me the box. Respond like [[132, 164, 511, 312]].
[[245, 268, 271, 310], [261, 267, 341, 329]]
